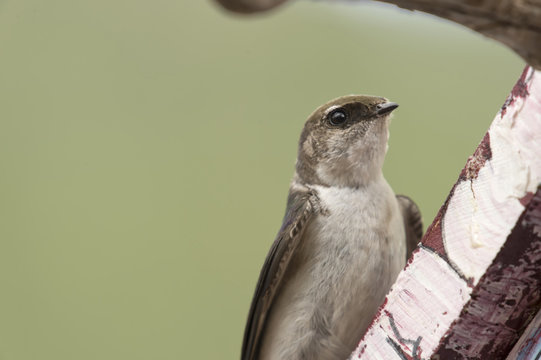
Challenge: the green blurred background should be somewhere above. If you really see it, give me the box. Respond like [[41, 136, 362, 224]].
[[0, 0, 524, 359]]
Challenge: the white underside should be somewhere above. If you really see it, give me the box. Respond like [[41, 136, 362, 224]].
[[260, 179, 406, 360]]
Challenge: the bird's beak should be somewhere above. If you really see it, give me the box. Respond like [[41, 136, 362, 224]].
[[376, 102, 399, 116]]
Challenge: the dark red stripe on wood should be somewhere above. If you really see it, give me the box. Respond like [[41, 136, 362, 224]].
[[421, 184, 455, 259], [459, 132, 492, 181], [501, 66, 531, 117]]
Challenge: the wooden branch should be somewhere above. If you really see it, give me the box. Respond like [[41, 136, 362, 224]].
[[212, 0, 541, 69], [213, 0, 288, 14], [349, 66, 541, 359]]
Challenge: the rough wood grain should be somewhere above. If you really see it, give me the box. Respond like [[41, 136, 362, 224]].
[[433, 185, 541, 358], [212, 0, 541, 69]]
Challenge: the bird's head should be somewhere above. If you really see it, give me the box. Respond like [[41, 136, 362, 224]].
[[295, 95, 398, 188]]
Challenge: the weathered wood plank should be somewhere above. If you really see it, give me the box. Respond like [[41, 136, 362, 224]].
[[350, 66, 541, 359], [433, 185, 541, 358]]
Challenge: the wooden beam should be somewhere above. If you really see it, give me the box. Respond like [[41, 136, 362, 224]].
[[350, 66, 541, 359]]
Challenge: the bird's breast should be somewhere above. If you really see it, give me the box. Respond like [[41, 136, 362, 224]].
[[307, 181, 405, 264], [259, 180, 406, 360], [300, 181, 406, 345]]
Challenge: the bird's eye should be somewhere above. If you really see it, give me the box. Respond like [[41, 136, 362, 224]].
[[328, 109, 347, 126]]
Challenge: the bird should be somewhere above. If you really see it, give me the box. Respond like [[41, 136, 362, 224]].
[[241, 95, 423, 360]]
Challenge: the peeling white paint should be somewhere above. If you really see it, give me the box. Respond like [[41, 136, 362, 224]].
[[350, 248, 471, 359], [444, 68, 541, 284], [350, 68, 541, 359]]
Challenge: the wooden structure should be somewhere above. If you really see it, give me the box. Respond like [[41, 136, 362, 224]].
[[213, 0, 541, 358], [351, 67, 541, 359]]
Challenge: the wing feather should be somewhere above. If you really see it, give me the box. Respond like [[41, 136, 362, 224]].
[[241, 188, 319, 360], [396, 194, 423, 260]]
